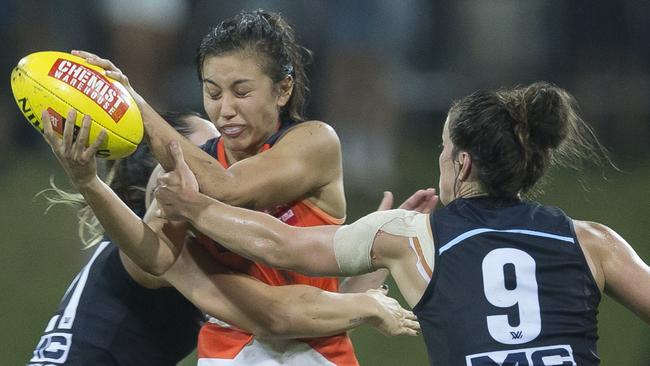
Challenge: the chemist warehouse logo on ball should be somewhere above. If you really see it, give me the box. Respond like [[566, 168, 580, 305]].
[[48, 59, 129, 122]]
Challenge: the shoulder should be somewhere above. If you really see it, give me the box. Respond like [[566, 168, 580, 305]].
[[275, 120, 341, 157], [573, 220, 622, 290], [573, 220, 619, 246], [573, 220, 620, 259], [283, 120, 339, 143]]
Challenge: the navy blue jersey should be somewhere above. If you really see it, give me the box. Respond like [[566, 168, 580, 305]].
[[413, 197, 600, 366], [28, 241, 202, 365]]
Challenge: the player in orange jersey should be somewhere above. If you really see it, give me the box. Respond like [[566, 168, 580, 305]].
[[38, 107, 428, 364], [64, 9, 436, 365]]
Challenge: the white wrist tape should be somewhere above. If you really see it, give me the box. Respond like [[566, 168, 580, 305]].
[[333, 209, 428, 275]]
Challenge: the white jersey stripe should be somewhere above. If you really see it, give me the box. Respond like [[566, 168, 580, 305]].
[[57, 241, 110, 330], [439, 228, 575, 255], [44, 315, 60, 333], [61, 271, 81, 303]]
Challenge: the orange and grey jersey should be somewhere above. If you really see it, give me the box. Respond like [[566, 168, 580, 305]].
[[196, 119, 357, 366]]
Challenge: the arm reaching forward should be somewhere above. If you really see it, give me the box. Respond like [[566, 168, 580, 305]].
[[164, 239, 419, 338], [155, 142, 432, 281], [39, 110, 420, 338], [41, 110, 181, 275], [72, 50, 344, 213]]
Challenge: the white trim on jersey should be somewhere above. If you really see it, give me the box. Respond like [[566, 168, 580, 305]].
[[408, 237, 431, 281], [45, 315, 61, 333], [439, 228, 575, 255], [29, 241, 111, 364], [61, 271, 81, 304], [58, 241, 110, 329], [197, 338, 336, 366]]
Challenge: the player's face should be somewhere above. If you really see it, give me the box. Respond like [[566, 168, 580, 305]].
[[201, 52, 291, 160], [438, 115, 457, 205]]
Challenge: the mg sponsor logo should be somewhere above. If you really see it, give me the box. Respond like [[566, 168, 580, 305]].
[[466, 344, 575, 366]]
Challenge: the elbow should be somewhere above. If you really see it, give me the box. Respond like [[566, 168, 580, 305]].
[[113, 243, 173, 277], [144, 261, 172, 277], [131, 252, 174, 277]]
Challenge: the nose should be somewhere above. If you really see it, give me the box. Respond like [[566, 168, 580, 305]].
[[220, 93, 237, 120]]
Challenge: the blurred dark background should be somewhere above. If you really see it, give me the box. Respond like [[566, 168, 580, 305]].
[[1, 0, 649, 365]]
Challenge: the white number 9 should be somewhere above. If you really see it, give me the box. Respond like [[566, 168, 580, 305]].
[[482, 248, 541, 344]]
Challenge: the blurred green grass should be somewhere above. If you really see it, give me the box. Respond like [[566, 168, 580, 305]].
[[3, 142, 649, 365]]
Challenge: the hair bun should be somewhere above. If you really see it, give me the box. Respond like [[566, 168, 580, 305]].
[[522, 82, 570, 149]]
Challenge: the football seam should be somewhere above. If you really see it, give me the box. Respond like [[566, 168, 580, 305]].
[[16, 66, 140, 145]]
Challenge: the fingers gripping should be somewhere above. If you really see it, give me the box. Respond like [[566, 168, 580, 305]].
[[71, 50, 119, 72], [41, 110, 56, 144], [74, 115, 92, 157], [62, 109, 77, 155], [71, 50, 129, 86], [41, 108, 107, 159], [87, 129, 108, 157]]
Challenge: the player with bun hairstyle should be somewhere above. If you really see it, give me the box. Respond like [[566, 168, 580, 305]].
[[68, 9, 435, 365], [154, 82, 650, 365]]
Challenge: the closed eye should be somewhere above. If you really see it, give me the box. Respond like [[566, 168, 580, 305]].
[[235, 90, 251, 98]]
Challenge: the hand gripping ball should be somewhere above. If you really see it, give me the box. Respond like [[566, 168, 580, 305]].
[[10, 51, 143, 159]]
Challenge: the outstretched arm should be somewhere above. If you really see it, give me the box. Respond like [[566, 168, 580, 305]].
[[155, 140, 341, 275], [164, 238, 419, 338], [72, 50, 343, 212], [41, 109, 182, 275], [155, 142, 425, 278]]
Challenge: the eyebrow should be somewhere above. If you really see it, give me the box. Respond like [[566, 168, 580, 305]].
[[202, 78, 255, 87]]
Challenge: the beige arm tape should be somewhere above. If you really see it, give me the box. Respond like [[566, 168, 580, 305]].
[[333, 209, 433, 275]]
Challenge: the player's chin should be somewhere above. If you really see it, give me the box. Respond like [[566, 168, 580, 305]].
[[223, 134, 255, 153]]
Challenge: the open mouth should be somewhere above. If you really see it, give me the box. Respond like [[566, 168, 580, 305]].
[[221, 125, 246, 138]]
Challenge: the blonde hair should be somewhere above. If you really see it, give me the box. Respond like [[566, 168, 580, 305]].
[[37, 162, 120, 249]]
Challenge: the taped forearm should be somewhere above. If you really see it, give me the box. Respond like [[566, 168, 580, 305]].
[[333, 209, 429, 276]]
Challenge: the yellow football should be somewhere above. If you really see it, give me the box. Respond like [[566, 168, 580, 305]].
[[10, 51, 143, 159]]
